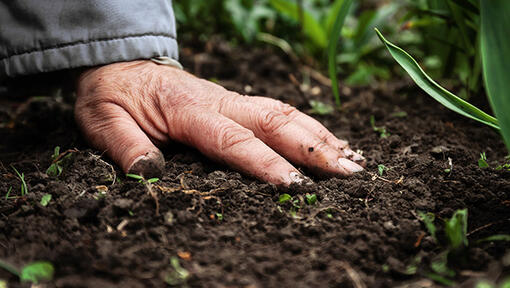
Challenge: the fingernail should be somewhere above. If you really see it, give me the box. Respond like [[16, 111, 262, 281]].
[[352, 153, 365, 162], [338, 158, 364, 173], [289, 171, 313, 185], [343, 148, 354, 157], [128, 150, 165, 178]]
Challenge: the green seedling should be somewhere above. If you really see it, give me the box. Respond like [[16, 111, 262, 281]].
[[126, 173, 159, 184], [495, 156, 510, 171], [11, 165, 27, 196], [370, 116, 390, 138], [445, 209, 468, 250], [377, 164, 387, 176], [5, 187, 12, 200], [390, 111, 408, 118], [0, 260, 54, 284], [164, 257, 189, 286], [305, 194, 317, 205], [215, 213, 223, 221], [444, 157, 453, 174], [278, 193, 292, 203], [308, 100, 334, 115], [418, 211, 437, 242], [46, 146, 66, 177], [40, 194, 52, 206], [415, 209, 510, 285], [478, 152, 489, 168]]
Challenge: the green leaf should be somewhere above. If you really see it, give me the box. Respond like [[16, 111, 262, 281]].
[[418, 211, 437, 242], [126, 174, 144, 180], [278, 193, 292, 203], [481, 0, 510, 152], [478, 152, 489, 168], [40, 194, 52, 207], [20, 262, 54, 284], [147, 178, 159, 184], [375, 28, 500, 130], [445, 208, 468, 249], [474, 280, 495, 288], [500, 277, 510, 288], [476, 234, 510, 244], [165, 257, 189, 286], [305, 194, 317, 205], [327, 0, 353, 107], [425, 272, 455, 286], [377, 164, 386, 176], [308, 100, 334, 115], [269, 0, 327, 48], [215, 213, 223, 221]]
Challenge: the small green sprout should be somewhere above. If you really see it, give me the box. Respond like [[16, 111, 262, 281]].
[[390, 111, 408, 118], [11, 165, 27, 196], [377, 164, 387, 176], [5, 187, 12, 200], [308, 100, 334, 115], [46, 146, 75, 177], [215, 213, 223, 221], [128, 210, 134, 216], [0, 260, 54, 284], [445, 209, 468, 250], [495, 156, 510, 171], [444, 157, 453, 174], [370, 115, 390, 138], [478, 152, 489, 168], [278, 193, 292, 203], [20, 262, 54, 284], [305, 194, 317, 205], [164, 257, 189, 286], [126, 173, 159, 184], [418, 211, 437, 242], [40, 194, 52, 206]]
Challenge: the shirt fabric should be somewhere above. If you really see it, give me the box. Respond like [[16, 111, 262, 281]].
[[0, 0, 179, 79]]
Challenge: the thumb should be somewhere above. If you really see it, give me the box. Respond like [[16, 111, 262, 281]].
[[75, 100, 165, 178]]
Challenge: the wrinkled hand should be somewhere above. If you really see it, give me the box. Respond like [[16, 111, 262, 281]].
[[75, 60, 365, 186]]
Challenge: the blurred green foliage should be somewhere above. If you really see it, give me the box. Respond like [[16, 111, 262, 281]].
[[173, 0, 488, 97]]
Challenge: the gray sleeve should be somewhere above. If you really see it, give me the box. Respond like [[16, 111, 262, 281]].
[[0, 0, 178, 79]]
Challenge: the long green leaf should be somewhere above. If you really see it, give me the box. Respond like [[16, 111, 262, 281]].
[[481, 0, 510, 151], [269, 0, 327, 48], [328, 0, 353, 107], [375, 28, 499, 130]]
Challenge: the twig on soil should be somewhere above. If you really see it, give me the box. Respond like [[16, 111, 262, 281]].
[[146, 183, 160, 216], [335, 261, 366, 288], [88, 152, 117, 186], [155, 185, 225, 197], [414, 231, 426, 248], [311, 206, 346, 219], [466, 218, 510, 237], [301, 66, 332, 87], [364, 186, 376, 209], [52, 148, 78, 164], [369, 172, 404, 184]]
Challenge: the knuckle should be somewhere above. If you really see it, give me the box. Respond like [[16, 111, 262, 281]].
[[157, 83, 199, 110], [218, 124, 255, 151], [258, 110, 291, 135], [260, 154, 283, 170], [309, 137, 330, 154], [272, 100, 298, 116]]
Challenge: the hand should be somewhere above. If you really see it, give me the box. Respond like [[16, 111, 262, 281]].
[[74, 60, 365, 186]]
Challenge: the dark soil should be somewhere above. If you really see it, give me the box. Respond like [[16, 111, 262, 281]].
[[1, 41, 510, 288]]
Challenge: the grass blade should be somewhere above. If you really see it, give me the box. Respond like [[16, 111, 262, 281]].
[[481, 0, 510, 151], [328, 0, 353, 107], [375, 28, 499, 130], [269, 0, 327, 48]]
